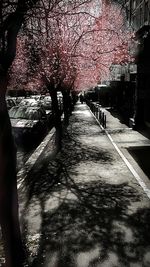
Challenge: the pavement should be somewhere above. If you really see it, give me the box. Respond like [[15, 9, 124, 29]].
[[1, 102, 150, 267]]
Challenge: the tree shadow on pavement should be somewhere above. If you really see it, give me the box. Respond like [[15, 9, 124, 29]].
[[20, 121, 150, 267]]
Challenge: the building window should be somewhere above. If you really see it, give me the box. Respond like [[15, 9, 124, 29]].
[[132, 0, 136, 10], [132, 14, 135, 27], [137, 0, 141, 6]]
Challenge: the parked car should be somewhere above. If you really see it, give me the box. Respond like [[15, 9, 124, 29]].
[[20, 97, 53, 127], [19, 98, 40, 107], [15, 96, 25, 105], [6, 97, 16, 109], [40, 96, 54, 126], [42, 96, 52, 110], [9, 105, 48, 145], [30, 95, 43, 101]]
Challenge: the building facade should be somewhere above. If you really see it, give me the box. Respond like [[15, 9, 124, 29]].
[[126, 0, 150, 128]]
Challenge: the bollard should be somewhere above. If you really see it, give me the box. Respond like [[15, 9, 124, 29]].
[[100, 111, 102, 123], [92, 103, 93, 112], [90, 102, 92, 111], [94, 105, 96, 116], [96, 106, 98, 119], [98, 108, 100, 120], [90, 104, 106, 128], [99, 110, 101, 122], [104, 114, 106, 128], [102, 112, 104, 127], [93, 105, 94, 113]]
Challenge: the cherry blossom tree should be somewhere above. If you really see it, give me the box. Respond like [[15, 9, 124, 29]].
[[16, 1, 100, 148], [9, 0, 132, 148], [0, 0, 132, 265], [73, 1, 132, 91]]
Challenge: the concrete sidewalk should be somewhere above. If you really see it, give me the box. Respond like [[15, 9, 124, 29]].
[[1, 103, 150, 267], [101, 107, 150, 194]]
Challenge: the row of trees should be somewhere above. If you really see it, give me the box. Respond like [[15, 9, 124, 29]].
[[0, 0, 133, 266], [10, 0, 132, 125]]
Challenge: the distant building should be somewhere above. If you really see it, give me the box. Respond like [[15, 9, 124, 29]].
[[110, 64, 124, 81], [126, 0, 150, 31]]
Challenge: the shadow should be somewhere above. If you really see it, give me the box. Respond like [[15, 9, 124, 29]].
[[16, 126, 54, 172], [128, 146, 150, 179], [30, 181, 142, 267], [138, 127, 150, 141], [108, 108, 128, 126], [19, 104, 150, 267]]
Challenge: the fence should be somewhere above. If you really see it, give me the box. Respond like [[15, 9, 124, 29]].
[[86, 100, 107, 128]]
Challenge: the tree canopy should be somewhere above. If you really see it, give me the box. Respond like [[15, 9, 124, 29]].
[[8, 0, 132, 93]]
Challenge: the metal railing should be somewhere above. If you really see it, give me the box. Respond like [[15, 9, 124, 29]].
[[86, 100, 106, 128]]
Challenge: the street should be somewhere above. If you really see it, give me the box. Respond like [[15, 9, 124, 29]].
[[1, 1, 150, 266]]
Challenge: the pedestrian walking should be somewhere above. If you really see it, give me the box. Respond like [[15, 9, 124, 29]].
[[80, 94, 84, 104]]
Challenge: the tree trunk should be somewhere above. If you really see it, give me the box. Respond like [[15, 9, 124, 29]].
[[62, 90, 72, 125], [0, 75, 25, 267], [49, 89, 62, 151]]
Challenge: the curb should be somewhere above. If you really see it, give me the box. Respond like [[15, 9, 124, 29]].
[[87, 104, 150, 199], [17, 127, 55, 189]]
